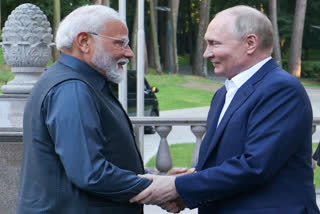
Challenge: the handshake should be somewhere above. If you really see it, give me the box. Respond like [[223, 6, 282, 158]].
[[130, 167, 195, 213]]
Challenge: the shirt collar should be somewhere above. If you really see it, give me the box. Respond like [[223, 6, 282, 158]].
[[58, 53, 107, 91], [225, 56, 272, 91]]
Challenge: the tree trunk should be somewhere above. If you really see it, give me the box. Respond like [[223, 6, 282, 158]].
[[102, 0, 110, 5], [130, 2, 148, 72], [158, 0, 169, 73], [169, 0, 179, 74], [0, 0, 2, 29], [192, 0, 211, 76], [149, 0, 162, 73], [288, 0, 307, 78], [131, 2, 139, 70], [52, 0, 61, 61], [93, 0, 110, 5], [269, 0, 282, 67]]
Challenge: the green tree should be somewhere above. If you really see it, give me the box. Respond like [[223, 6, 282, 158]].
[[149, 0, 162, 73], [52, 0, 61, 61], [192, 0, 211, 77], [269, 0, 282, 67], [288, 0, 307, 78]]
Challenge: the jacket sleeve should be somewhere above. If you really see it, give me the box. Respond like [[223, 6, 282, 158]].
[[42, 80, 151, 202], [175, 78, 313, 208]]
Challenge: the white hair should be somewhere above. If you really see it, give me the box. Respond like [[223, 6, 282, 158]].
[[217, 5, 274, 53], [55, 5, 125, 50]]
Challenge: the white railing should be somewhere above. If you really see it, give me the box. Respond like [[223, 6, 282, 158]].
[[131, 117, 320, 173], [0, 117, 319, 173]]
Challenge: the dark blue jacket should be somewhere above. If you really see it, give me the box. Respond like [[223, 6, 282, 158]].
[[17, 54, 151, 214], [176, 59, 319, 214]]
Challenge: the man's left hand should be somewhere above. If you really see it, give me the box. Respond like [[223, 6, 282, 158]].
[[129, 174, 178, 205]]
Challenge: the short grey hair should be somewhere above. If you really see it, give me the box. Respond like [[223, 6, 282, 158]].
[[218, 5, 274, 53], [56, 5, 125, 50]]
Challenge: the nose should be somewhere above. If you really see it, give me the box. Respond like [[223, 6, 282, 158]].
[[124, 45, 134, 59], [203, 45, 211, 59]]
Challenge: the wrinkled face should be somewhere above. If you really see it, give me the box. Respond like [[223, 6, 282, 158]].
[[91, 20, 133, 83], [203, 14, 248, 79]]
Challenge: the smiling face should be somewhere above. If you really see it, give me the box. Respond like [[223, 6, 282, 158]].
[[203, 14, 249, 79], [90, 20, 133, 83]]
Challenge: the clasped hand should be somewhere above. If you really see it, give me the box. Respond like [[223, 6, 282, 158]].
[[130, 167, 195, 213]]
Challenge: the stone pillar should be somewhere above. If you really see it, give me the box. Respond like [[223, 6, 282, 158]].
[[1, 3, 53, 94], [191, 125, 206, 167], [0, 4, 53, 214], [155, 126, 172, 173]]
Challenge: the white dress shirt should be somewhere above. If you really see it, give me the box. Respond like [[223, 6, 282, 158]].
[[217, 57, 272, 127]]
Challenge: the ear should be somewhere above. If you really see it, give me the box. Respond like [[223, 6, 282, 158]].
[[245, 34, 258, 55], [74, 32, 92, 53]]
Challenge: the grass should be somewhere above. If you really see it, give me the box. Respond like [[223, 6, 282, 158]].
[[146, 142, 320, 188], [146, 143, 195, 168], [301, 79, 320, 88], [313, 143, 320, 188], [145, 74, 220, 111]]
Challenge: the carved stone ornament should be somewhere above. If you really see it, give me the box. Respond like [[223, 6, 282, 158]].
[[1, 3, 53, 94]]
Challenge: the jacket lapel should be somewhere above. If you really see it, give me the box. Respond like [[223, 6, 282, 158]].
[[196, 87, 226, 170], [198, 59, 279, 170]]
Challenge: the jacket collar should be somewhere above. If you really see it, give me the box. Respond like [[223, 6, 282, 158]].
[[58, 53, 107, 91]]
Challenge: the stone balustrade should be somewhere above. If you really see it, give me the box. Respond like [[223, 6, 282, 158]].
[[131, 117, 320, 173], [0, 117, 319, 213]]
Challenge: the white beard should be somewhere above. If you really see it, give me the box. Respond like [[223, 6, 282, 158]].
[[91, 42, 128, 83]]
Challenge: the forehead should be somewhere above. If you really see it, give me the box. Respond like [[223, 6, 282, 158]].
[[204, 14, 234, 40], [101, 20, 128, 37]]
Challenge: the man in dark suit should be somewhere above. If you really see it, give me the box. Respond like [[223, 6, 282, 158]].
[[17, 5, 152, 214], [130, 5, 320, 214]]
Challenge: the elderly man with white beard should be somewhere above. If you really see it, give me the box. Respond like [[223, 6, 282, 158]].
[[17, 5, 153, 214]]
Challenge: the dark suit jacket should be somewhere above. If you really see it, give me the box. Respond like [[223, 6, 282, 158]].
[[17, 54, 151, 214], [176, 59, 319, 214]]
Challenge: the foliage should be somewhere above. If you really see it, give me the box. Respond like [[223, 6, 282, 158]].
[[1, 0, 319, 71], [146, 143, 195, 168], [0, 47, 13, 93], [0, 70, 14, 94], [178, 55, 190, 67], [1, 0, 92, 28], [282, 59, 320, 79], [0, 47, 5, 66]]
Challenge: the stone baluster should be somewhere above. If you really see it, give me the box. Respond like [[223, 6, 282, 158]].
[[155, 126, 172, 172], [191, 125, 206, 167]]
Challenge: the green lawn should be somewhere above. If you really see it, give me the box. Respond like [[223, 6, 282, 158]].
[[145, 74, 220, 111], [146, 143, 195, 168], [313, 143, 320, 188], [301, 79, 320, 88], [147, 142, 320, 188]]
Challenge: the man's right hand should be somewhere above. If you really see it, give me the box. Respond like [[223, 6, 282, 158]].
[[160, 198, 186, 213], [167, 167, 196, 177]]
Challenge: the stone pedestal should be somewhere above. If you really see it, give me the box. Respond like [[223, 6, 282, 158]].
[[0, 94, 26, 214], [0, 141, 22, 214]]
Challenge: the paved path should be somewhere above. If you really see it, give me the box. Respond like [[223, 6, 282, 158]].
[[142, 84, 320, 213]]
